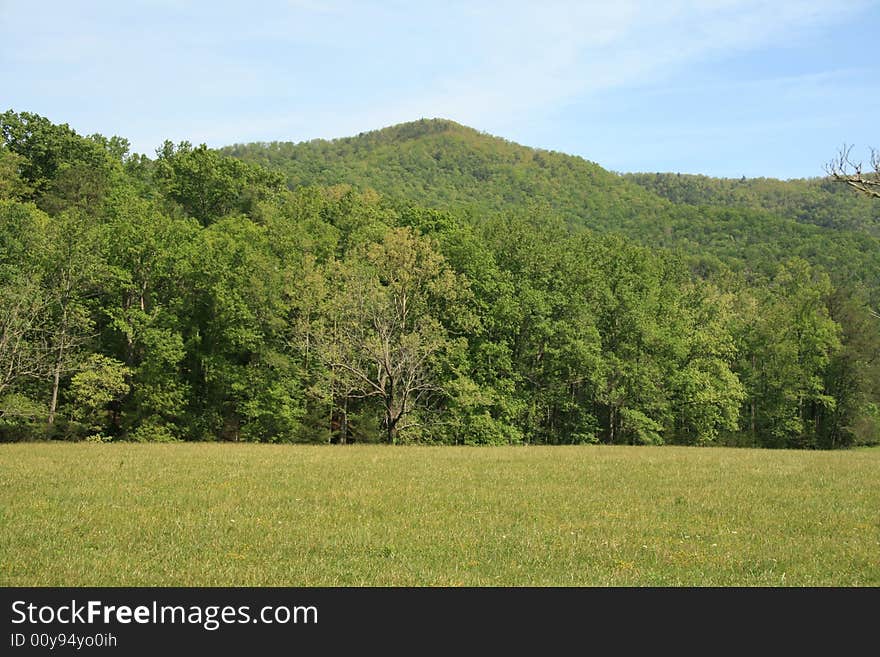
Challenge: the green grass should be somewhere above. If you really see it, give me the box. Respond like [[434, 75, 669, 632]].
[[1, 443, 878, 586]]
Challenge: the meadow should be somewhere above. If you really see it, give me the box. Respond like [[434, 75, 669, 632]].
[[1, 443, 877, 586]]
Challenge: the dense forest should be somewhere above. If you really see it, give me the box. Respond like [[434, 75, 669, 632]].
[[223, 119, 880, 308], [623, 172, 880, 235], [2, 111, 878, 448]]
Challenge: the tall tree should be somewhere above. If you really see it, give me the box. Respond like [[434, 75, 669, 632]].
[[0, 201, 51, 422], [101, 185, 198, 439], [154, 141, 283, 225], [42, 210, 106, 426], [324, 227, 462, 443], [733, 260, 841, 447], [0, 110, 119, 212]]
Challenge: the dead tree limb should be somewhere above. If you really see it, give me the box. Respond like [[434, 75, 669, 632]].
[[826, 144, 880, 199]]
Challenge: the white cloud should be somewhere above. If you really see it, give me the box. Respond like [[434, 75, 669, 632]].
[[351, 0, 873, 131]]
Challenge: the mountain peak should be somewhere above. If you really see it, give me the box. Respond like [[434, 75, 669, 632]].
[[344, 117, 480, 145]]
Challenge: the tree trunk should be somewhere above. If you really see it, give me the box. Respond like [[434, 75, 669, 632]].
[[750, 400, 756, 437], [385, 414, 396, 444], [47, 352, 63, 426], [750, 354, 757, 437], [340, 396, 348, 444], [608, 406, 616, 444], [48, 282, 71, 427], [386, 379, 397, 444], [385, 400, 401, 444]]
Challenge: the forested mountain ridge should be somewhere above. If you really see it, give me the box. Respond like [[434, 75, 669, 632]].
[[2, 110, 878, 448], [221, 118, 665, 228], [224, 118, 879, 236], [222, 119, 880, 305], [623, 171, 880, 236]]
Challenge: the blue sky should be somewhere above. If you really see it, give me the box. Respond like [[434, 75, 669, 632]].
[[2, 0, 878, 178]]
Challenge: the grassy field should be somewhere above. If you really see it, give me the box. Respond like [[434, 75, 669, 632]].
[[1, 443, 878, 586]]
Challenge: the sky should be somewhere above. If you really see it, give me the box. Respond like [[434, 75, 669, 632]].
[[2, 0, 878, 179]]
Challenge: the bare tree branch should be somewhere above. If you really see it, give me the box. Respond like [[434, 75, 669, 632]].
[[826, 144, 880, 199]]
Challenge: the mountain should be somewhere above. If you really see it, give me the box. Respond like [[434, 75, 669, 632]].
[[222, 119, 880, 301], [221, 118, 663, 227], [623, 172, 880, 237]]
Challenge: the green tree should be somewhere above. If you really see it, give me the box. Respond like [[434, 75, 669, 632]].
[[42, 210, 106, 427], [154, 141, 283, 225], [69, 354, 131, 437], [0, 277, 49, 403], [0, 148, 31, 200], [669, 283, 744, 444], [0, 110, 119, 213], [324, 227, 462, 443], [734, 260, 841, 447], [180, 216, 304, 441], [0, 200, 51, 430], [819, 284, 880, 447], [100, 185, 198, 440]]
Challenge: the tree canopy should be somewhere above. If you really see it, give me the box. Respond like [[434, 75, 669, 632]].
[[1, 110, 877, 448]]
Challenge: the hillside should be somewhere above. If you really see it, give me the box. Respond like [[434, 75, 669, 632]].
[[222, 119, 880, 300], [222, 119, 664, 228], [623, 172, 880, 236]]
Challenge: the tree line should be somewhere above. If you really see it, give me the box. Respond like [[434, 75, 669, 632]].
[[1, 111, 878, 447]]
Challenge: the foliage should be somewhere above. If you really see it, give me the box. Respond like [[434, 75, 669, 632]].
[[69, 354, 131, 435], [624, 171, 879, 236], [154, 141, 284, 225], [1, 110, 877, 447], [223, 119, 880, 307]]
